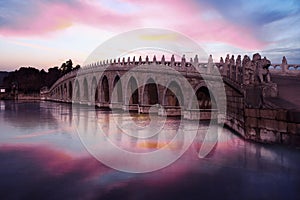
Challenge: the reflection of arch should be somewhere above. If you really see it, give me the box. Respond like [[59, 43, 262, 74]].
[[68, 81, 72, 99], [83, 78, 89, 101], [127, 76, 138, 104], [194, 86, 214, 109], [113, 75, 122, 102], [143, 78, 158, 105], [91, 77, 97, 102], [101, 76, 110, 103], [75, 80, 80, 101], [163, 81, 183, 106]]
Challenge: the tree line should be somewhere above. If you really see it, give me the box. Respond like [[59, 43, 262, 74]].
[[3, 59, 80, 94]]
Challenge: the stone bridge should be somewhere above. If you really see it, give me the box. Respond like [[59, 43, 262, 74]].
[[42, 54, 300, 146]]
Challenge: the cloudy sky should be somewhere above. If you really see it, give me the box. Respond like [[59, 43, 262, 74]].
[[0, 0, 299, 71]]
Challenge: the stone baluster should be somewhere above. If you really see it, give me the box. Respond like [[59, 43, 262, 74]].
[[171, 54, 175, 67], [127, 57, 130, 65], [225, 54, 230, 78], [281, 56, 288, 74], [194, 55, 199, 65], [219, 57, 224, 75], [181, 54, 186, 68], [242, 55, 251, 84], [161, 55, 165, 65], [207, 55, 213, 74], [153, 55, 157, 64], [236, 55, 242, 83], [230, 55, 235, 80]]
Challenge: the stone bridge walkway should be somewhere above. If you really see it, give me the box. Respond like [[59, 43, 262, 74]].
[[268, 75, 300, 110]]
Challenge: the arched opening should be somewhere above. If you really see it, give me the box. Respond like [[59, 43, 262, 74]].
[[83, 78, 88, 101], [75, 81, 80, 101], [127, 77, 138, 104], [95, 86, 99, 102], [164, 81, 183, 106], [63, 83, 67, 100], [101, 76, 109, 103], [194, 86, 215, 109], [113, 75, 122, 102], [68, 81, 72, 99], [60, 85, 63, 99], [91, 77, 97, 103], [143, 78, 158, 105]]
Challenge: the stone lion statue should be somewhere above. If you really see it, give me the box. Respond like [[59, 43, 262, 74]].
[[252, 53, 271, 83]]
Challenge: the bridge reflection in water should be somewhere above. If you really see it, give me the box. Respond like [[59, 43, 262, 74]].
[[0, 101, 299, 199]]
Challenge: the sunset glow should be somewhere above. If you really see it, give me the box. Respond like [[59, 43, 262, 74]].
[[0, 0, 299, 70]]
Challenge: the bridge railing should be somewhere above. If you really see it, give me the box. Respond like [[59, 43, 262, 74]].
[[46, 54, 299, 98], [269, 64, 300, 76]]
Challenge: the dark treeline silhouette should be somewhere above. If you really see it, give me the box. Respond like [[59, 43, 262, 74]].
[[3, 59, 80, 94]]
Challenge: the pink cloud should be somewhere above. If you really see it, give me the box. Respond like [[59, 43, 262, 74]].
[[0, 0, 266, 50], [122, 0, 266, 49], [0, 0, 136, 37]]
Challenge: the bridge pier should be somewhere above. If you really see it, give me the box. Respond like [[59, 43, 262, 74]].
[[109, 102, 123, 110], [183, 109, 218, 121], [97, 102, 110, 108], [138, 104, 159, 114], [123, 104, 139, 112], [158, 106, 182, 117]]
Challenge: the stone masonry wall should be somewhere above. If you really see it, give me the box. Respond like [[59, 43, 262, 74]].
[[244, 108, 300, 146]]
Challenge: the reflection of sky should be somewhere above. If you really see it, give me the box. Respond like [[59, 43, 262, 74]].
[[0, 0, 299, 71], [0, 101, 300, 199]]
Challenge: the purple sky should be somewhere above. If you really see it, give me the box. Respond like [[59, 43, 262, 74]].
[[0, 0, 299, 71]]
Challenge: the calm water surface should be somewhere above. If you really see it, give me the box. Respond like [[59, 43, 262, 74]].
[[0, 100, 299, 200]]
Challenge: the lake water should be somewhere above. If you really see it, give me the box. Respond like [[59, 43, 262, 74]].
[[0, 100, 299, 200]]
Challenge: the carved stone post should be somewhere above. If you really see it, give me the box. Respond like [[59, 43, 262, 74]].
[[281, 56, 288, 74], [207, 55, 213, 74], [181, 54, 186, 68], [161, 55, 165, 65], [153, 55, 157, 64], [171, 54, 175, 67], [225, 54, 230, 78], [194, 55, 199, 66], [236, 55, 242, 83], [230, 55, 235, 80], [127, 57, 130, 65]]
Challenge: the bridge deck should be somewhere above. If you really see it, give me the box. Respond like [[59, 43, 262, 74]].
[[268, 75, 300, 110]]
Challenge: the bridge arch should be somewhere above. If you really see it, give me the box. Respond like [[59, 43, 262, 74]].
[[74, 80, 80, 101], [163, 80, 184, 107], [126, 76, 139, 105], [100, 75, 110, 103], [83, 78, 89, 101], [112, 75, 123, 103], [63, 83, 67, 100], [91, 77, 97, 103], [191, 85, 215, 109], [68, 81, 72, 100], [60, 85, 63, 100], [142, 78, 159, 105]]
